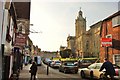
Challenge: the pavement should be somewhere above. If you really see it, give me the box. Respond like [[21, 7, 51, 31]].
[[19, 64, 31, 80], [19, 64, 62, 80]]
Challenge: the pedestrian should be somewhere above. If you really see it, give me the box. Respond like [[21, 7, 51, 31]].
[[29, 59, 33, 64], [30, 61, 38, 80], [99, 58, 115, 80]]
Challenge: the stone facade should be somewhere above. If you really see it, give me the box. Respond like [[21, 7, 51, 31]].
[[87, 21, 102, 57], [67, 35, 75, 54], [75, 9, 102, 58], [75, 10, 86, 58]]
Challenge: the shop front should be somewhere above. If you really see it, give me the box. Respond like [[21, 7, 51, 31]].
[[4, 41, 13, 80]]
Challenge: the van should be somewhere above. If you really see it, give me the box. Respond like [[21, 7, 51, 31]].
[[34, 56, 42, 66]]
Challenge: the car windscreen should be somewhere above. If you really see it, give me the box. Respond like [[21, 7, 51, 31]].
[[95, 64, 102, 69], [64, 62, 76, 66], [88, 63, 102, 69], [55, 61, 61, 63]]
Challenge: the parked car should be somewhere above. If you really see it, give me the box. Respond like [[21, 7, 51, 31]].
[[78, 58, 99, 68], [50, 60, 61, 68], [43, 58, 52, 65], [48, 60, 54, 66], [59, 60, 78, 74], [79, 63, 120, 79]]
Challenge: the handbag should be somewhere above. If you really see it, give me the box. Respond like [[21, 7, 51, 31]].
[[29, 70, 31, 73]]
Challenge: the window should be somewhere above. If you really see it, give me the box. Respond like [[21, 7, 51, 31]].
[[86, 41, 89, 50], [18, 26, 22, 33], [112, 15, 120, 27], [114, 54, 120, 66]]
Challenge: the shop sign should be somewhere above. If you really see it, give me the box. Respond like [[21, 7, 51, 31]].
[[14, 33, 26, 46]]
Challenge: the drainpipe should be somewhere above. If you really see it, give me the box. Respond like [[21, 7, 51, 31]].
[[105, 47, 109, 59], [105, 21, 109, 60]]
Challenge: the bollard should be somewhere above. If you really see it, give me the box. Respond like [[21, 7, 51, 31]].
[[47, 65, 49, 75]]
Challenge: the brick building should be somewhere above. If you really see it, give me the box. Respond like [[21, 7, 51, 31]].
[[100, 11, 120, 66]]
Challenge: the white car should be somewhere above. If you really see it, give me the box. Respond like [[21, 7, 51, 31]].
[[79, 63, 120, 79], [50, 60, 61, 68]]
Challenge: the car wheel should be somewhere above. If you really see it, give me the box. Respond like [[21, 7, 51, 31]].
[[90, 71, 93, 79], [59, 69, 61, 72], [75, 70, 78, 74], [81, 71, 86, 78], [100, 74, 107, 80], [64, 70, 66, 73]]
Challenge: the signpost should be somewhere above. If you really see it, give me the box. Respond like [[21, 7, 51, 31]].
[[101, 34, 112, 59]]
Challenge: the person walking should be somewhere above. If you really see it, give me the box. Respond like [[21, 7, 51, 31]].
[[30, 61, 38, 80], [99, 58, 115, 80]]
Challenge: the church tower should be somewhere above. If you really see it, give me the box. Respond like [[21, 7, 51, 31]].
[[75, 8, 86, 37], [75, 8, 86, 58]]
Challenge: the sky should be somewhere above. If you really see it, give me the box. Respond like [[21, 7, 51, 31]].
[[29, 0, 119, 51]]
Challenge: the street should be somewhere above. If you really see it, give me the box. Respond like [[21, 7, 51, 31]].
[[37, 63, 80, 78], [19, 61, 120, 80], [1, 1, 119, 80], [19, 63, 89, 80]]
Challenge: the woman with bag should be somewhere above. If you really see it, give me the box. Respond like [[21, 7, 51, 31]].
[[30, 61, 38, 80]]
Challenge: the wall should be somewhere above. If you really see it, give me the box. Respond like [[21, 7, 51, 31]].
[[100, 11, 120, 63]]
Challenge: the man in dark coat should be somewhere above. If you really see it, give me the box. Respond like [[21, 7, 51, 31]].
[[30, 61, 38, 80], [99, 58, 115, 80]]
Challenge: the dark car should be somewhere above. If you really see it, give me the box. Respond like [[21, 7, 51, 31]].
[[59, 60, 78, 74], [78, 58, 98, 68]]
